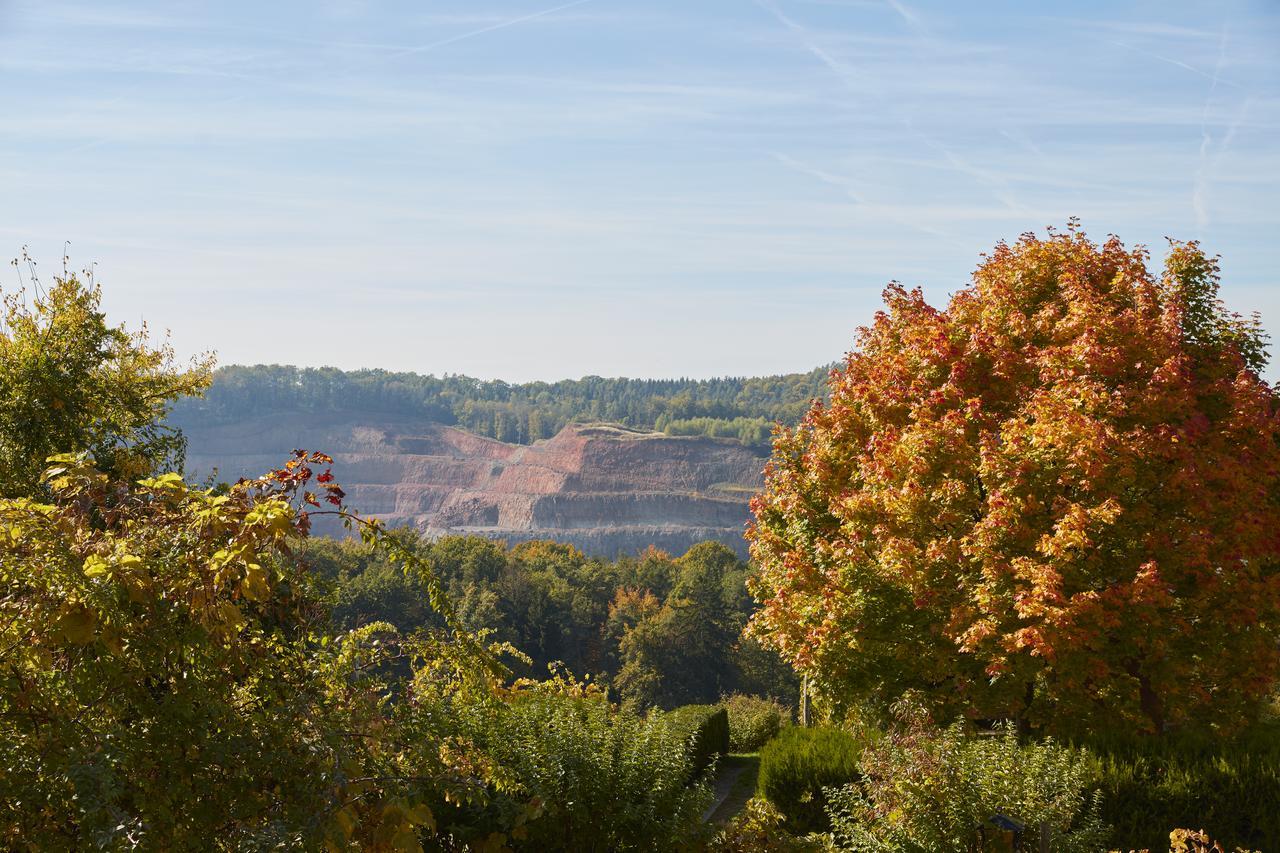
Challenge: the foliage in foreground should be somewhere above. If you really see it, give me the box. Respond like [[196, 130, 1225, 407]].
[[749, 225, 1280, 736], [456, 677, 712, 851], [0, 453, 444, 848], [757, 725, 865, 834], [826, 705, 1108, 852], [0, 451, 712, 850]]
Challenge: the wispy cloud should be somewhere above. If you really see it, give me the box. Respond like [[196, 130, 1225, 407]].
[[389, 0, 597, 59], [1108, 37, 1246, 90], [12, 1, 189, 30], [769, 150, 971, 247], [1062, 19, 1221, 41], [883, 0, 921, 32], [754, 0, 867, 90], [3, 0, 1278, 380], [770, 151, 865, 203]]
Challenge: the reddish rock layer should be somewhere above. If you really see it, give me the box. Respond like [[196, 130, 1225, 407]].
[[179, 413, 767, 558]]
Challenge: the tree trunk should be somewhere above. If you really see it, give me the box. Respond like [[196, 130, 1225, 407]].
[[1016, 680, 1035, 738], [1124, 659, 1166, 733]]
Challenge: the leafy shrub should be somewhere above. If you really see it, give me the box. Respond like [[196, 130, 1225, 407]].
[[723, 693, 791, 752], [709, 797, 830, 853], [827, 710, 1108, 853], [1084, 725, 1280, 852], [666, 704, 731, 781], [1116, 827, 1261, 853], [0, 454, 492, 850], [757, 725, 864, 833], [478, 689, 713, 851]]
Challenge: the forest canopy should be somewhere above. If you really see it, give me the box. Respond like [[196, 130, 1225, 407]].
[[171, 364, 832, 446]]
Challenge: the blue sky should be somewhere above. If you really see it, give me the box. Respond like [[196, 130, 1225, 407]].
[[1, 1, 1277, 381]]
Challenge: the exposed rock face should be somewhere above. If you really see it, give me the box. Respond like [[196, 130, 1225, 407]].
[[178, 413, 767, 558]]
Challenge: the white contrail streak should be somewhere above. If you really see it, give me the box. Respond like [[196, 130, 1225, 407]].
[[390, 0, 596, 58]]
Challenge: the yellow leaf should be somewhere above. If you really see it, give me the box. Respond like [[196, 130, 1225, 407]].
[[101, 625, 124, 655], [57, 606, 96, 644], [240, 563, 270, 601], [406, 803, 435, 832], [83, 555, 110, 578], [391, 828, 424, 852], [333, 807, 356, 839], [217, 601, 245, 631]]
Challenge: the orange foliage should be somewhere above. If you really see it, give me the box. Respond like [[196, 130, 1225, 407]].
[[748, 224, 1280, 734]]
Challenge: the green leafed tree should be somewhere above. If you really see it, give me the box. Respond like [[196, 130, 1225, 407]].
[[0, 265, 213, 497]]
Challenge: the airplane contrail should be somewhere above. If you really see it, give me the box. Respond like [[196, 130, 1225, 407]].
[[390, 0, 597, 59]]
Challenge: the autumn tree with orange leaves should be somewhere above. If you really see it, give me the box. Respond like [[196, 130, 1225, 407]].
[[748, 224, 1280, 736]]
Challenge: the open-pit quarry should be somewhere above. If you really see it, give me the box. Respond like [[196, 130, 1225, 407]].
[[178, 413, 768, 558]]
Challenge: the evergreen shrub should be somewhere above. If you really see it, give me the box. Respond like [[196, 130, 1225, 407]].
[[757, 725, 863, 833]]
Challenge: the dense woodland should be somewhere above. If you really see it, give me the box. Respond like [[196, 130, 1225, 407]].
[[171, 363, 832, 446], [311, 534, 796, 709], [5, 228, 1280, 852]]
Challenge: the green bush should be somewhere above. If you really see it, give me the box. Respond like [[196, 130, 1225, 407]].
[[827, 714, 1107, 853], [1082, 725, 1280, 852], [709, 797, 829, 852], [666, 704, 730, 781], [757, 725, 863, 833], [723, 693, 790, 752], [477, 690, 713, 851]]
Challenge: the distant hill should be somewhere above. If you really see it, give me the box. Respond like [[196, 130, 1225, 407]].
[[170, 365, 832, 557], [171, 364, 832, 448]]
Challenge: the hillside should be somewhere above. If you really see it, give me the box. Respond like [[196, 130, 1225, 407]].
[[172, 364, 831, 447], [176, 411, 769, 558]]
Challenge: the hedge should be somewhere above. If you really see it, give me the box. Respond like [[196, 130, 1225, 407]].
[[757, 725, 863, 833], [666, 704, 730, 782], [1083, 725, 1280, 851], [722, 693, 790, 752]]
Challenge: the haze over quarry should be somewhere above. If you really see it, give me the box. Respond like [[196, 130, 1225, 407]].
[[1, 0, 1277, 381]]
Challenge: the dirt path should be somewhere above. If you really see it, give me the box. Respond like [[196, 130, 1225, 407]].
[[703, 754, 760, 825]]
